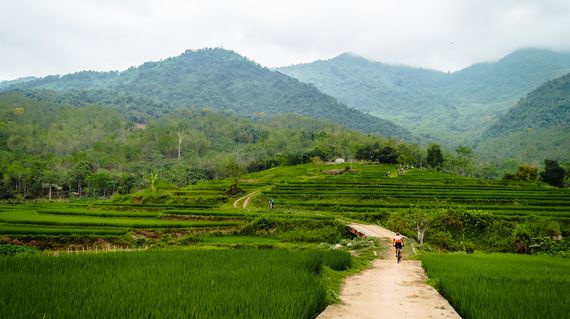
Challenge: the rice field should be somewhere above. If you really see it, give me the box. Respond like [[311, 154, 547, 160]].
[[2, 163, 568, 240], [0, 249, 351, 319], [0, 163, 568, 318], [257, 163, 570, 219], [0, 209, 240, 229], [421, 253, 570, 319]]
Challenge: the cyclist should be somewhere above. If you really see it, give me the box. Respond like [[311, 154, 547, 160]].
[[393, 232, 405, 259]]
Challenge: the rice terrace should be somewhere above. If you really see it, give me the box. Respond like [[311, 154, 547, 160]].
[[2, 1, 570, 318], [1, 163, 569, 318]]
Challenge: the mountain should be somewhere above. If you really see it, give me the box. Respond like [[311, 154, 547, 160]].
[[445, 49, 570, 103], [276, 49, 570, 145], [0, 77, 37, 90], [276, 53, 449, 116], [476, 73, 570, 163], [2, 48, 411, 140]]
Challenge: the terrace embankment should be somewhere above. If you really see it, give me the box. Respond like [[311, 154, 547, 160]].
[[318, 224, 461, 319]]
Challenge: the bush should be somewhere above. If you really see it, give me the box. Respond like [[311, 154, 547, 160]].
[[0, 244, 40, 255]]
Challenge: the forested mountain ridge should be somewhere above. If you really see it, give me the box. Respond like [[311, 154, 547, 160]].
[[276, 52, 450, 116], [2, 48, 411, 140], [476, 72, 570, 163], [0, 77, 37, 90], [445, 48, 570, 103], [277, 48, 570, 145], [0, 91, 417, 198]]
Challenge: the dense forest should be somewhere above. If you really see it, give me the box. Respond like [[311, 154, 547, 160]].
[[1, 48, 411, 140], [6, 91, 559, 200], [0, 91, 417, 199], [277, 49, 570, 147], [477, 72, 570, 163]]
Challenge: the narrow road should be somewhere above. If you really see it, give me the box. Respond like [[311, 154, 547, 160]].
[[317, 224, 461, 319]]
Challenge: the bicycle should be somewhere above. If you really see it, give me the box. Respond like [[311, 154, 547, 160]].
[[396, 247, 402, 263]]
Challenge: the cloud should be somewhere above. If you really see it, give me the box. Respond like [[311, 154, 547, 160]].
[[1, 0, 570, 80]]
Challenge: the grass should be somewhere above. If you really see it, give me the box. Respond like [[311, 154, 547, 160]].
[[0, 223, 127, 235], [0, 248, 351, 319], [37, 208, 159, 218], [197, 235, 281, 244], [0, 209, 240, 229], [421, 253, 570, 319]]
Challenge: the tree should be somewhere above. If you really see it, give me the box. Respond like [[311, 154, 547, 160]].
[[147, 172, 159, 192], [540, 159, 566, 187], [426, 144, 444, 168], [377, 146, 398, 164], [70, 161, 94, 196], [354, 143, 376, 161], [42, 170, 62, 200], [407, 208, 431, 246], [177, 131, 185, 160], [503, 165, 538, 182], [117, 173, 137, 194], [224, 158, 244, 195], [448, 145, 474, 176], [86, 171, 115, 197]]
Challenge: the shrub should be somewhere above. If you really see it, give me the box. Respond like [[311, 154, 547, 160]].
[[0, 244, 40, 255]]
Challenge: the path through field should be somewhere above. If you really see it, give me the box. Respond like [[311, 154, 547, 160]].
[[317, 224, 461, 319], [232, 191, 259, 208]]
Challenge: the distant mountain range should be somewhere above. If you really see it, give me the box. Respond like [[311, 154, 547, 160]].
[[477, 72, 570, 163], [2, 47, 569, 163], [276, 49, 570, 146], [0, 48, 411, 140]]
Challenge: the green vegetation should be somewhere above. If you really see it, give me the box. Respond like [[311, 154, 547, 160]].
[[478, 72, 570, 163], [0, 91, 409, 200], [277, 49, 570, 149], [421, 253, 570, 319], [0, 243, 39, 255], [0, 161, 568, 317], [0, 249, 351, 319], [3, 46, 568, 318], [2, 163, 566, 253], [249, 163, 569, 253], [0, 209, 240, 229], [2, 48, 410, 139]]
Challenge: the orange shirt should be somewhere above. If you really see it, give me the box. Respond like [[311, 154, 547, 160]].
[[393, 235, 404, 244]]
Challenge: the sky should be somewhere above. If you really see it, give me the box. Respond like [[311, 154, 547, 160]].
[[1, 0, 570, 81]]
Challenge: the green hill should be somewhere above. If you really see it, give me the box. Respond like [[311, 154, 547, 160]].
[[0, 91, 409, 198], [477, 73, 570, 163], [2, 48, 410, 140], [277, 49, 570, 145], [0, 77, 36, 90]]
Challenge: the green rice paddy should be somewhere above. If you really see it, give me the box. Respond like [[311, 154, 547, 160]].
[[421, 253, 570, 319], [1, 162, 568, 318], [0, 249, 351, 319]]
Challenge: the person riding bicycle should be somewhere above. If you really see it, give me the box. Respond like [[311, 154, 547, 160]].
[[393, 232, 405, 257]]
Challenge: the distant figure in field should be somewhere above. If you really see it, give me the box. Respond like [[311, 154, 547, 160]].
[[268, 198, 275, 209], [385, 171, 390, 178]]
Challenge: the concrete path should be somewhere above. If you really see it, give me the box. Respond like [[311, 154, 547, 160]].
[[317, 224, 461, 319]]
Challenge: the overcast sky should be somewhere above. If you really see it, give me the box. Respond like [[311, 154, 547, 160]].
[[1, 0, 570, 81]]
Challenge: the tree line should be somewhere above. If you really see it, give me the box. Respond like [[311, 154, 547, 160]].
[[1, 92, 567, 200]]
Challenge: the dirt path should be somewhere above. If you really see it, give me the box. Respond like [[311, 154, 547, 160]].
[[242, 191, 259, 208], [232, 191, 259, 208], [317, 224, 461, 319]]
